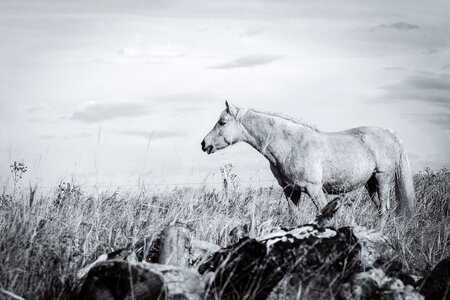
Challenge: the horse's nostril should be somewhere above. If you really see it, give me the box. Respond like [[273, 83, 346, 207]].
[[201, 140, 205, 149]]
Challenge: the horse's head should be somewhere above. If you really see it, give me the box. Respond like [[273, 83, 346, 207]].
[[201, 101, 245, 154]]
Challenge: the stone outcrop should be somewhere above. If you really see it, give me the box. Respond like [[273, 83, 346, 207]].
[[73, 199, 447, 300]]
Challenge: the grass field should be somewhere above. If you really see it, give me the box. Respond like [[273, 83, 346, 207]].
[[0, 166, 448, 299]]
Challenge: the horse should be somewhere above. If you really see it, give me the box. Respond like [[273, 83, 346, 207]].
[[201, 101, 416, 224]]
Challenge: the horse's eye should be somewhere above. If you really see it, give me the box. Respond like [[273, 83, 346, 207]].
[[219, 120, 226, 126]]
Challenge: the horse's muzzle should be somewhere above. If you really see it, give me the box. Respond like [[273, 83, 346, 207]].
[[201, 140, 214, 154]]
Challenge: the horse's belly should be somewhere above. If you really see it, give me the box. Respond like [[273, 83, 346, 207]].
[[322, 179, 370, 194], [322, 147, 376, 194]]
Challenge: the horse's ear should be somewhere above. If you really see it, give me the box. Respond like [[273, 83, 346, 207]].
[[225, 100, 238, 116]]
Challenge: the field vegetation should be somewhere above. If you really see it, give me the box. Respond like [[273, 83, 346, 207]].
[[0, 164, 448, 299]]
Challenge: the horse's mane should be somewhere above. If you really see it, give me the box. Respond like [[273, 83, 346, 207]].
[[248, 109, 319, 132]]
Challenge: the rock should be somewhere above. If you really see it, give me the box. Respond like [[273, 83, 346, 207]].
[[354, 226, 396, 267], [379, 259, 419, 287], [74, 224, 209, 300], [339, 268, 423, 300], [419, 256, 450, 300], [74, 211, 449, 300], [199, 225, 361, 300], [134, 223, 193, 266], [191, 239, 221, 266], [158, 225, 192, 266], [140, 262, 205, 300], [76, 260, 166, 300], [228, 224, 250, 245], [76, 260, 205, 300], [77, 254, 109, 280]]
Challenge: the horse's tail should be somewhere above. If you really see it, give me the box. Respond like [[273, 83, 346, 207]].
[[393, 134, 416, 217]]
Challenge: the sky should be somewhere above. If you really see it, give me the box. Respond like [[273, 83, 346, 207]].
[[0, 0, 449, 188]]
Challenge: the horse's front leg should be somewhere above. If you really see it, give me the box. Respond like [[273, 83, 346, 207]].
[[270, 164, 301, 207], [283, 186, 301, 206], [305, 184, 327, 211], [282, 186, 301, 217]]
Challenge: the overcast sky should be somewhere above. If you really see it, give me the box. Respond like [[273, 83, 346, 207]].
[[0, 0, 449, 188]]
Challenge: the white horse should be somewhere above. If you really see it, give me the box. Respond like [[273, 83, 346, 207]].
[[201, 101, 416, 223]]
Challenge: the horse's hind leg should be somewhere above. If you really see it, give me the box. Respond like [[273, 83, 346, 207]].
[[365, 174, 379, 210], [284, 187, 301, 206], [283, 187, 301, 216], [375, 173, 392, 228]]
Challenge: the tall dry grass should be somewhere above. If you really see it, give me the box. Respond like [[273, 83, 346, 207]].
[[0, 167, 448, 299]]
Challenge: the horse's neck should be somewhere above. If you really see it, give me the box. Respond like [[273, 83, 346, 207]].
[[240, 110, 309, 166]]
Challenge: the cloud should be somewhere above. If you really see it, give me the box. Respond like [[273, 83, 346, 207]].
[[384, 66, 404, 71], [171, 105, 204, 113], [38, 132, 93, 140], [162, 91, 221, 104], [121, 130, 185, 140], [26, 106, 43, 113], [0, 107, 15, 123], [422, 48, 439, 55], [71, 103, 150, 123], [424, 113, 450, 129], [380, 73, 450, 108], [370, 22, 420, 32], [211, 54, 282, 70], [38, 134, 58, 140], [242, 26, 269, 37], [409, 113, 450, 130], [76, 132, 93, 138], [119, 46, 144, 57]]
